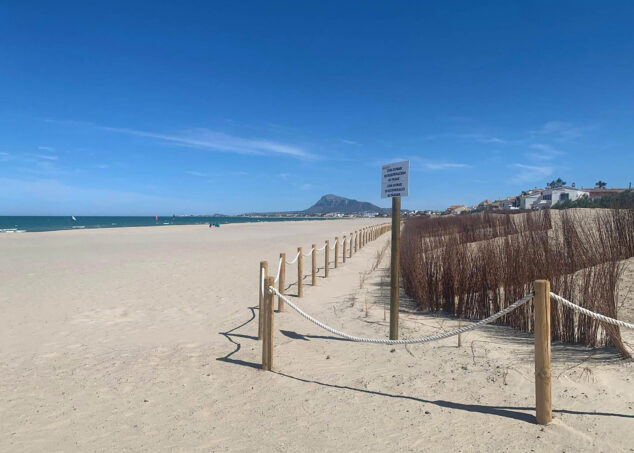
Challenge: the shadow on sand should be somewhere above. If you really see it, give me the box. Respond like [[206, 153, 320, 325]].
[[216, 305, 261, 370], [273, 371, 634, 424], [217, 303, 632, 424]]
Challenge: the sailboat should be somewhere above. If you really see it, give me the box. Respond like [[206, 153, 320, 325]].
[[72, 216, 77, 221]]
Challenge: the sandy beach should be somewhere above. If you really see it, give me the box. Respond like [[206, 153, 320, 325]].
[[1, 219, 633, 452]]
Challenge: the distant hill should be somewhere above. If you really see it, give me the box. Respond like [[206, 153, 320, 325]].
[[302, 194, 390, 215], [241, 194, 391, 216]]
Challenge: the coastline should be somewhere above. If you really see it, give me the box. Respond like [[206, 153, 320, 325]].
[[1, 217, 632, 452], [0, 215, 357, 234]]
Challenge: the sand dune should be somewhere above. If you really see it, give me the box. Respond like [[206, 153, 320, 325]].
[[1, 219, 632, 452]]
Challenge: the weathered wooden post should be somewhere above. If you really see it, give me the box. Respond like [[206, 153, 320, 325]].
[[390, 196, 401, 340], [325, 240, 330, 277], [349, 233, 353, 258], [534, 280, 552, 424], [311, 244, 317, 286], [258, 260, 268, 340], [355, 231, 358, 252], [261, 276, 275, 371], [297, 247, 303, 298], [343, 235, 347, 263], [334, 237, 339, 268], [278, 253, 286, 312]]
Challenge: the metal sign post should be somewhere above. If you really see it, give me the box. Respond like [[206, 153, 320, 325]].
[[381, 160, 409, 340]]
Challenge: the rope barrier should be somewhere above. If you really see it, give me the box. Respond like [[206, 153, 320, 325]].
[[269, 286, 534, 345], [286, 251, 301, 265], [273, 257, 283, 283], [550, 292, 634, 330], [302, 247, 315, 257], [316, 244, 328, 251]]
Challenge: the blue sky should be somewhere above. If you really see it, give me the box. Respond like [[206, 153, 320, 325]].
[[1, 1, 633, 215]]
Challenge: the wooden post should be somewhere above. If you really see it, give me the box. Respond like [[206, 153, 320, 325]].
[[297, 247, 303, 298], [390, 196, 401, 340], [349, 233, 353, 256], [349, 233, 353, 258], [325, 240, 330, 278], [311, 244, 317, 286], [343, 235, 347, 263], [334, 237, 339, 268], [278, 253, 286, 312], [258, 260, 268, 340], [534, 280, 552, 425], [261, 276, 275, 371], [355, 231, 358, 252]]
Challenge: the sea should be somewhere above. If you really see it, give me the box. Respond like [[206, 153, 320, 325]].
[[0, 216, 325, 233]]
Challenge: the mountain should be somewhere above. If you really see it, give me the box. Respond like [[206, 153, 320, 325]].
[[302, 194, 390, 215]]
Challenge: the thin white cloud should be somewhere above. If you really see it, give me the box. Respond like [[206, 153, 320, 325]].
[[186, 170, 248, 178], [425, 162, 470, 170], [509, 163, 554, 184], [527, 143, 563, 161], [0, 177, 186, 214], [185, 170, 209, 177], [33, 154, 58, 161], [340, 139, 360, 145], [530, 121, 582, 142], [93, 124, 315, 159], [476, 136, 507, 144], [37, 146, 55, 151], [94, 164, 110, 169]]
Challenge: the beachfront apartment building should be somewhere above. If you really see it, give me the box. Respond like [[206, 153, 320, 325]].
[[445, 205, 468, 215], [520, 186, 589, 209], [541, 186, 589, 206]]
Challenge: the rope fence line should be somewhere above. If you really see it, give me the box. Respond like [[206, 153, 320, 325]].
[[550, 292, 634, 329], [269, 286, 535, 344], [286, 251, 301, 265], [273, 257, 283, 283], [260, 223, 392, 307], [259, 276, 633, 424]]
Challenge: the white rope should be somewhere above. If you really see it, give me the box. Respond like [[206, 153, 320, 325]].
[[269, 286, 534, 344], [286, 251, 301, 265], [550, 292, 634, 330], [260, 268, 265, 300], [302, 247, 315, 257], [273, 257, 283, 283], [329, 240, 337, 250], [316, 244, 328, 251]]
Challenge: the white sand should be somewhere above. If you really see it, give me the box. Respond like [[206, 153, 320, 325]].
[[1, 219, 633, 452]]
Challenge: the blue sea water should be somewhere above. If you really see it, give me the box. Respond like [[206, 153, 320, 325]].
[[0, 216, 325, 233]]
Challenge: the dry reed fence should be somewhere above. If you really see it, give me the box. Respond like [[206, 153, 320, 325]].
[[401, 209, 634, 358]]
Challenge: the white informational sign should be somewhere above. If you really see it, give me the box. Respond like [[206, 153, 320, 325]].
[[381, 160, 409, 198]]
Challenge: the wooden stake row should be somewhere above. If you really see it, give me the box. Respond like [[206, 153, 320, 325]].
[[258, 223, 392, 369], [260, 226, 552, 426]]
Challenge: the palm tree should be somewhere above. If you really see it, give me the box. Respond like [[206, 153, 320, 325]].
[[595, 180, 607, 189], [546, 178, 566, 189]]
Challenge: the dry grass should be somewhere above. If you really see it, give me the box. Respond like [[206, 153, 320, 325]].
[[401, 209, 634, 358]]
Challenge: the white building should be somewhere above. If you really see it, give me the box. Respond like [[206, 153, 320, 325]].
[[540, 187, 589, 207], [520, 194, 541, 209]]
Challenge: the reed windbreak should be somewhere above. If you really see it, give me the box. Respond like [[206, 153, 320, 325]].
[[401, 209, 634, 358]]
